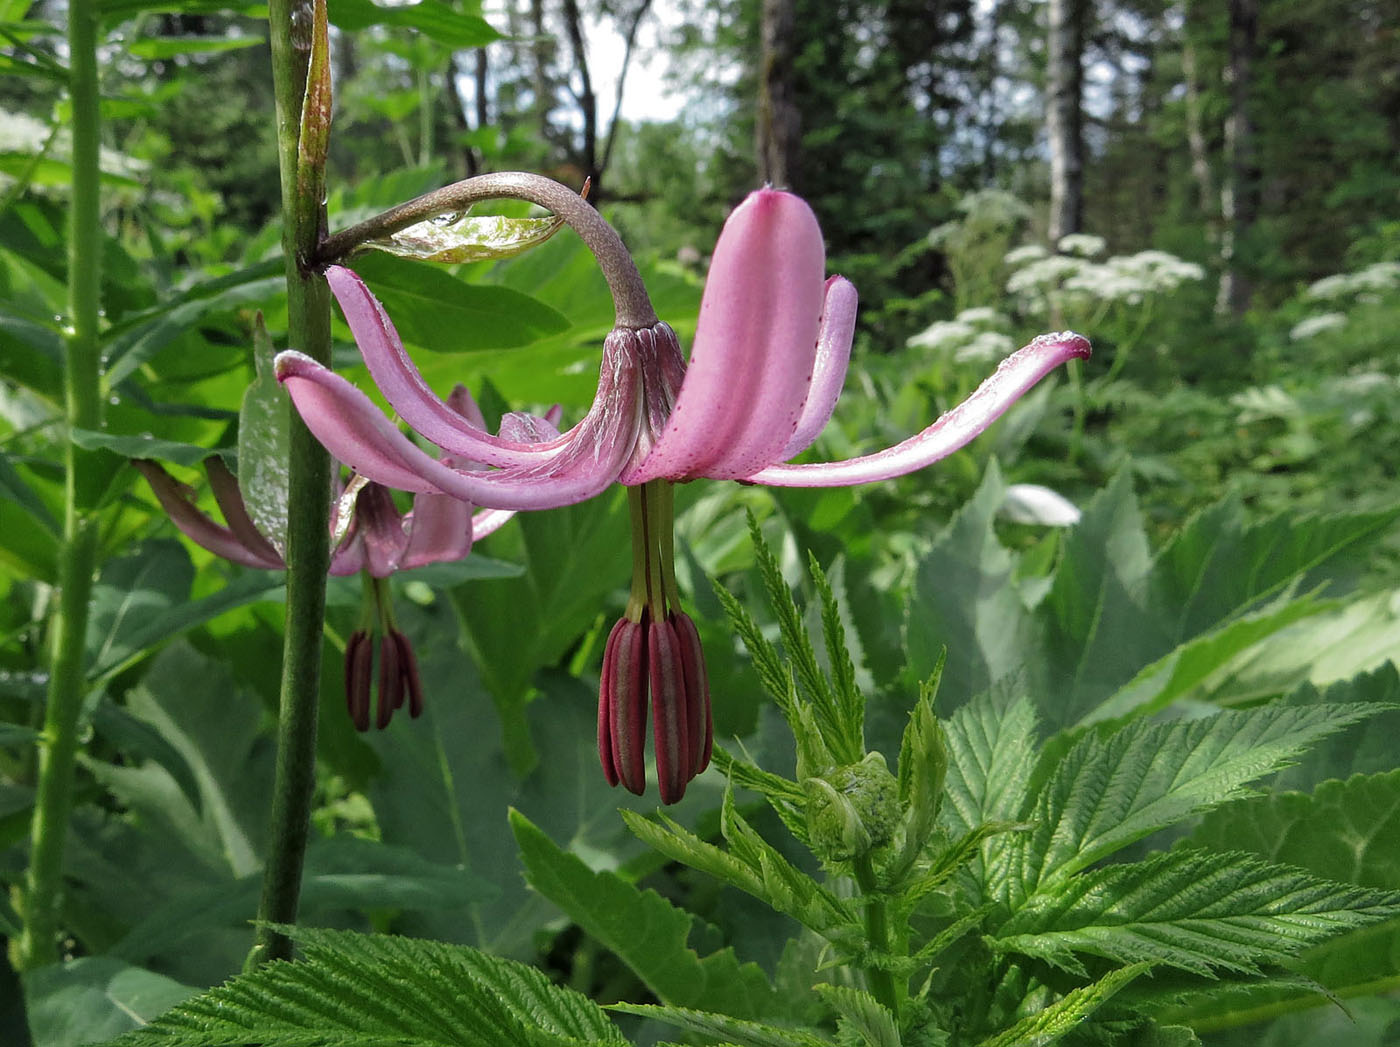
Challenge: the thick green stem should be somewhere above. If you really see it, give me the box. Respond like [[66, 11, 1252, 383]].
[[853, 855, 900, 1018], [247, 0, 333, 969], [14, 0, 104, 972]]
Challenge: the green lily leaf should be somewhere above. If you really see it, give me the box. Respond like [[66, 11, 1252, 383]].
[[365, 212, 567, 264]]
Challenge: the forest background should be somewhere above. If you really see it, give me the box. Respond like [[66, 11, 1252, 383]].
[[2, 0, 1400, 1044]]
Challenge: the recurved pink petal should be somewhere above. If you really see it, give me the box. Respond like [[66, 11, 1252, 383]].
[[326, 266, 566, 467], [352, 482, 412, 578], [780, 276, 859, 459], [627, 189, 826, 483], [276, 349, 637, 510], [401, 491, 473, 569], [746, 332, 1091, 487], [469, 507, 516, 541], [446, 383, 488, 430], [133, 460, 285, 570]]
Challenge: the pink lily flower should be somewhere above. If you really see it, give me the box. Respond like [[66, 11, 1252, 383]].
[[134, 385, 559, 730], [276, 188, 1090, 799]]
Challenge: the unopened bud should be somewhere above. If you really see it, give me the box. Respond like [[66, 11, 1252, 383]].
[[804, 752, 900, 863]]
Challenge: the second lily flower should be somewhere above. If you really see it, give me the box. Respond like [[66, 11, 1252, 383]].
[[277, 187, 1090, 803]]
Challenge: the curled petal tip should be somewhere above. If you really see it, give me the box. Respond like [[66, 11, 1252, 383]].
[[1034, 330, 1092, 360]]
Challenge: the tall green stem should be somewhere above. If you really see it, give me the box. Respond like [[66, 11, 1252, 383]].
[[14, 0, 104, 971], [853, 855, 900, 1018], [247, 0, 333, 969]]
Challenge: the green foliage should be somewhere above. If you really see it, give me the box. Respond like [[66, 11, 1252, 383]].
[[98, 926, 625, 1047], [511, 810, 781, 1020]]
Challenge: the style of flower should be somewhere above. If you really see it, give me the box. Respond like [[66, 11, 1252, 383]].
[[276, 186, 1090, 801], [134, 384, 555, 731]]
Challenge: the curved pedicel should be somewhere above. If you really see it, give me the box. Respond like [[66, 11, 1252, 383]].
[[317, 171, 657, 330]]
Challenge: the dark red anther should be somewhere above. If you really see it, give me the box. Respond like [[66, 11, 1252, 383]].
[[376, 633, 402, 730], [648, 616, 690, 805], [598, 619, 624, 787], [673, 611, 712, 775], [394, 630, 424, 719], [605, 617, 648, 795], [345, 629, 373, 732]]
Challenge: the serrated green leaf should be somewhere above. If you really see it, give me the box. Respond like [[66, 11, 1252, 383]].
[[237, 316, 292, 556], [607, 1003, 831, 1047], [973, 964, 1149, 1047], [941, 682, 1039, 840], [995, 849, 1400, 976], [511, 810, 780, 1019], [101, 925, 626, 1047], [1039, 472, 1167, 728], [809, 553, 864, 749], [813, 984, 900, 1047], [1191, 769, 1400, 889], [367, 213, 567, 263], [1005, 702, 1385, 902], [745, 511, 855, 763], [622, 809, 766, 900], [708, 747, 809, 845]]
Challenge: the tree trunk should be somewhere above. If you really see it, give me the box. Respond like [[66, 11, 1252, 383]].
[[1046, 0, 1086, 245], [599, 0, 654, 179], [1216, 0, 1258, 316], [756, 0, 799, 189], [1180, 19, 1215, 220], [444, 56, 476, 178], [559, 0, 599, 192]]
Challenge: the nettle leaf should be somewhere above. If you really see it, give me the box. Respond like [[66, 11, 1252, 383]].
[[973, 964, 1149, 1047], [366, 212, 567, 263], [941, 681, 1039, 839], [100, 925, 626, 1047], [1003, 702, 1383, 903], [511, 810, 780, 1020], [993, 849, 1400, 976], [812, 984, 899, 1047], [1190, 768, 1400, 889], [608, 1003, 831, 1047]]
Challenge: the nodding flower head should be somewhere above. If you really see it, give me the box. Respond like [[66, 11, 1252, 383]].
[[273, 178, 1089, 798], [134, 383, 558, 731]]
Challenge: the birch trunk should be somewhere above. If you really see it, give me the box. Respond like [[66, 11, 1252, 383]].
[[757, 0, 800, 189], [1217, 0, 1258, 316], [1047, 0, 1086, 245]]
